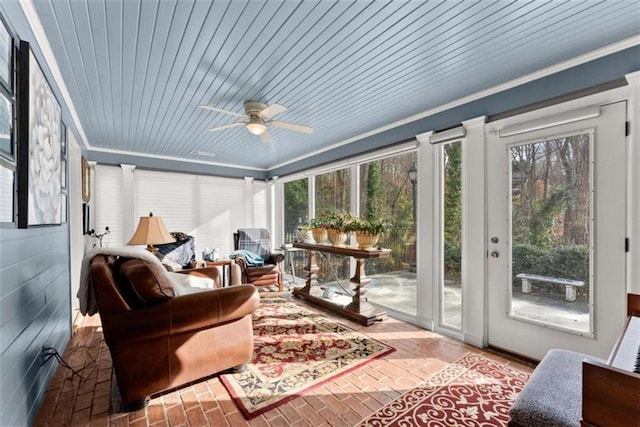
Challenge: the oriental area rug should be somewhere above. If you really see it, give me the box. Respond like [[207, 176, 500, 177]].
[[359, 353, 530, 426], [220, 297, 395, 419]]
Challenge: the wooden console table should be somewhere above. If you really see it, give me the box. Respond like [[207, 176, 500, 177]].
[[292, 242, 390, 326]]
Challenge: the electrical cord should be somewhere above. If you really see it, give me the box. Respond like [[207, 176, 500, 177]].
[[318, 251, 351, 297], [40, 347, 97, 381]]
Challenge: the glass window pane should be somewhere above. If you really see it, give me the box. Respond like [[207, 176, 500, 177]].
[[358, 152, 417, 316], [284, 178, 308, 243], [314, 168, 350, 215], [510, 132, 592, 334], [442, 141, 462, 330]]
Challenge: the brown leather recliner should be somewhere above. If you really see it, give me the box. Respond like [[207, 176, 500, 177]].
[[88, 254, 259, 408], [233, 228, 284, 292]]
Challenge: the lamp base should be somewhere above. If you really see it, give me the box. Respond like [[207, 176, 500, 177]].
[[146, 245, 158, 255]]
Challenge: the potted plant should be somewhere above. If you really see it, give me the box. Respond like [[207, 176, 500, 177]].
[[309, 212, 331, 245], [296, 223, 315, 244], [326, 210, 354, 247], [345, 217, 391, 250]]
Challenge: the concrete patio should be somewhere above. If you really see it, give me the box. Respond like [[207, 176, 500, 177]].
[[284, 269, 590, 334]]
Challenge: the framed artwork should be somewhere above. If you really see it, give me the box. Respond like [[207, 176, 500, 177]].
[[0, 162, 13, 222], [82, 203, 90, 234], [0, 90, 12, 161], [0, 16, 12, 92], [82, 156, 90, 202], [61, 121, 66, 189], [16, 41, 62, 228]]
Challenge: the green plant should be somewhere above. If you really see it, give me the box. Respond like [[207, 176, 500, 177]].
[[297, 223, 312, 231], [309, 211, 331, 229], [326, 209, 355, 231], [345, 217, 391, 235]]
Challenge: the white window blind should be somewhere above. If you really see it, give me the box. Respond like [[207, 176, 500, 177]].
[[95, 165, 124, 247], [195, 175, 247, 257], [134, 170, 196, 233], [252, 181, 268, 229]]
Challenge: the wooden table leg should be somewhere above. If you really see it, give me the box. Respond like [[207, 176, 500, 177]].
[[297, 249, 318, 295], [345, 258, 376, 315]]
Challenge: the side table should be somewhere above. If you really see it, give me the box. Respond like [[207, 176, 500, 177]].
[[201, 259, 233, 287]]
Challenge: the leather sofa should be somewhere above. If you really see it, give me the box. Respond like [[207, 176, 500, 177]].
[[88, 253, 259, 408]]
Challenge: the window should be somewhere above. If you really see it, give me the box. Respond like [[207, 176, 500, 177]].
[[359, 152, 417, 316], [284, 178, 308, 243], [314, 168, 350, 216]]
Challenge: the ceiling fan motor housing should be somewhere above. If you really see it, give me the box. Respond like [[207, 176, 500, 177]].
[[244, 101, 268, 117]]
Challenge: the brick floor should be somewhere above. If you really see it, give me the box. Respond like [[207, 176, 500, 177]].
[[32, 295, 535, 426]]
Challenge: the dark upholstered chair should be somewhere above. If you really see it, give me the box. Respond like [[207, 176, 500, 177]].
[[233, 228, 284, 292], [87, 253, 259, 409]]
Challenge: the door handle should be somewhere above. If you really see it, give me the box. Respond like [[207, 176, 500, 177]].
[[490, 251, 499, 258]]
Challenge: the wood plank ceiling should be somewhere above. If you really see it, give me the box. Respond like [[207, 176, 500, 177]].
[[32, 0, 640, 171]]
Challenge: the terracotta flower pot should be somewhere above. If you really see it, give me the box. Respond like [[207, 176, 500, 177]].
[[312, 228, 330, 245], [355, 232, 380, 250], [327, 229, 348, 247]]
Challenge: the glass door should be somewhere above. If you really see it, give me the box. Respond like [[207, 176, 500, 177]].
[[487, 101, 628, 360]]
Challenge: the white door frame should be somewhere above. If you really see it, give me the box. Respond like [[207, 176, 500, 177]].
[[485, 94, 629, 360]]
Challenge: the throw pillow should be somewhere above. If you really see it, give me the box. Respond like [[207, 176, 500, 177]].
[[115, 257, 175, 307]]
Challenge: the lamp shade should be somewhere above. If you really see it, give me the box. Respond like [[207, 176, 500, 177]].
[[127, 212, 175, 251]]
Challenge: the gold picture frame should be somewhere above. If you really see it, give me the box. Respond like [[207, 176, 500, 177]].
[[82, 156, 90, 202]]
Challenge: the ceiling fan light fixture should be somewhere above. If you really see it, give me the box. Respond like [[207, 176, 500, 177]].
[[246, 121, 267, 135]]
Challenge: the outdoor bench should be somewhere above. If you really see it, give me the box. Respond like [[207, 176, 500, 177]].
[[515, 273, 584, 302]]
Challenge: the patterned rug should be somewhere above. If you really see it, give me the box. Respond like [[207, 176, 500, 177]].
[[359, 353, 530, 426], [220, 297, 395, 419]]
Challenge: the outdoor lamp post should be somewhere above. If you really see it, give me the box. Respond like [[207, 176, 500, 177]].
[[408, 164, 417, 273]]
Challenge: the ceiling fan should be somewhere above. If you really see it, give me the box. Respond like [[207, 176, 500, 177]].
[[199, 101, 313, 143]]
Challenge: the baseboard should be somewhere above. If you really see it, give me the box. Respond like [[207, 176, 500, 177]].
[[417, 316, 434, 331], [464, 332, 486, 348]]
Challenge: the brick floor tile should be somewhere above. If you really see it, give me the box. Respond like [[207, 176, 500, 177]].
[[292, 402, 327, 426], [197, 391, 219, 413], [261, 413, 290, 427], [185, 406, 208, 426], [248, 414, 270, 427], [276, 402, 305, 424], [304, 393, 329, 410], [93, 380, 111, 397], [71, 407, 91, 426], [129, 418, 148, 427], [317, 406, 349, 426], [88, 410, 109, 427], [224, 410, 250, 426], [204, 407, 228, 426], [109, 414, 130, 427], [147, 403, 167, 425], [340, 396, 372, 418], [166, 403, 188, 426], [191, 381, 211, 396], [179, 388, 200, 411], [75, 391, 94, 411], [318, 393, 349, 415]]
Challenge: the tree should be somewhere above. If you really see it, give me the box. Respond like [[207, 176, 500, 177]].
[[365, 162, 380, 220]]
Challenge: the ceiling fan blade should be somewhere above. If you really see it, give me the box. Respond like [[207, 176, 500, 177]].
[[208, 122, 246, 132], [271, 120, 313, 134], [259, 104, 287, 120], [199, 105, 246, 118], [260, 129, 272, 143]]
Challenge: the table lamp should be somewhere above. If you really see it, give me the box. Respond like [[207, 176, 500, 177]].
[[127, 212, 175, 254]]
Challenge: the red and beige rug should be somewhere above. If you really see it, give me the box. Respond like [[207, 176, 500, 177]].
[[220, 297, 395, 419], [359, 353, 530, 426]]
